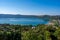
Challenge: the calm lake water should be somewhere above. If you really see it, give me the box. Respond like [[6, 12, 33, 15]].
[[0, 18, 48, 25]]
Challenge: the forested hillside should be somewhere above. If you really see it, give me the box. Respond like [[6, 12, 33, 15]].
[[0, 24, 60, 40]]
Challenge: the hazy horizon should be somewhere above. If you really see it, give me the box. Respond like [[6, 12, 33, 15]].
[[0, 0, 60, 15]]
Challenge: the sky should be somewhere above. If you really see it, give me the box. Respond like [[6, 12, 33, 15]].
[[0, 0, 60, 15]]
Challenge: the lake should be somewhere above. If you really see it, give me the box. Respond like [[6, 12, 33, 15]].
[[0, 18, 49, 25]]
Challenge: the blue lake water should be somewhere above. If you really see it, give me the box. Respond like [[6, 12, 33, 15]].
[[0, 18, 49, 25]]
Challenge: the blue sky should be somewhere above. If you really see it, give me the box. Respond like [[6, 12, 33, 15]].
[[0, 0, 60, 15]]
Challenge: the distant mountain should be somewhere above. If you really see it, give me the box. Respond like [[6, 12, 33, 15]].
[[0, 14, 60, 20], [0, 14, 39, 18]]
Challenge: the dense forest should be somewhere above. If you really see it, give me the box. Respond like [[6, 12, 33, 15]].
[[0, 23, 60, 40]]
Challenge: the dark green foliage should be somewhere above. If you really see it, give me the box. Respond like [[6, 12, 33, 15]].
[[0, 24, 60, 40]]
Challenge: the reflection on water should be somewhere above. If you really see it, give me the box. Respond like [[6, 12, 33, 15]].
[[0, 18, 48, 25]]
